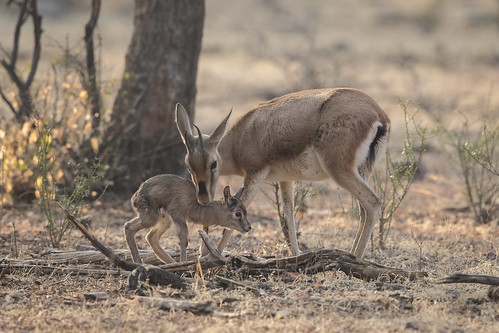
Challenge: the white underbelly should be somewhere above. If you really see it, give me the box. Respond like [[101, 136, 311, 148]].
[[266, 147, 329, 181]]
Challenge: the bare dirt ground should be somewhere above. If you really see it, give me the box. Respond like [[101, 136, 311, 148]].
[[1, 0, 499, 332]]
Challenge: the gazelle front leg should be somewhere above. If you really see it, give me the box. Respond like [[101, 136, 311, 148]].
[[279, 181, 300, 256], [216, 168, 270, 252], [175, 220, 189, 262]]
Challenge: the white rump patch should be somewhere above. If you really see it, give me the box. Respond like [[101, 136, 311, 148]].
[[354, 121, 384, 170]]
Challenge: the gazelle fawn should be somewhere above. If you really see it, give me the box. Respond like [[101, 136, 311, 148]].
[[123, 174, 251, 264], [176, 88, 390, 259]]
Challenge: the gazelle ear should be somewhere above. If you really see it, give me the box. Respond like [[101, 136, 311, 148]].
[[234, 187, 244, 199], [176, 103, 193, 138], [183, 130, 197, 153], [176, 104, 196, 152], [223, 185, 231, 204], [209, 108, 232, 145]]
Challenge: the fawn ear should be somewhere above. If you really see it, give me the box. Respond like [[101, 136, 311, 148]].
[[223, 186, 231, 204], [234, 187, 244, 199], [209, 108, 232, 146]]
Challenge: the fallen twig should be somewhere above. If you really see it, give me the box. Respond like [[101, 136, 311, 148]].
[[42, 249, 197, 265], [438, 274, 499, 286], [229, 249, 427, 281], [198, 230, 228, 264], [0, 262, 123, 277], [61, 204, 138, 271], [215, 275, 263, 296]]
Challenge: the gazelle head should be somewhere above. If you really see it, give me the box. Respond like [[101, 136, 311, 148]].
[[175, 103, 231, 205], [221, 186, 251, 233]]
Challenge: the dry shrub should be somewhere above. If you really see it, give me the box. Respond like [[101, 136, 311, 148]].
[[1, 69, 100, 205], [373, 101, 427, 249], [1, 47, 112, 248], [439, 118, 498, 224]]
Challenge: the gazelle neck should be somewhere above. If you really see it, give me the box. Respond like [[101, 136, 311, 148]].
[[218, 132, 241, 176], [187, 202, 223, 226]]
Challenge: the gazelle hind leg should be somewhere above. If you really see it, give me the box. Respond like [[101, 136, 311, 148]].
[[329, 168, 381, 258], [123, 209, 159, 263], [124, 217, 145, 263], [351, 169, 368, 252], [279, 181, 300, 256], [145, 212, 176, 264], [352, 202, 369, 255]]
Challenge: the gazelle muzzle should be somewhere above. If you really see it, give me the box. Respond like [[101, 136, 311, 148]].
[[197, 181, 210, 205]]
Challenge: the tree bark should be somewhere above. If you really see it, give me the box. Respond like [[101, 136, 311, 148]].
[[102, 0, 204, 192]]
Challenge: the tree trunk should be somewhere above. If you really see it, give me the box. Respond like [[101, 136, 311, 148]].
[[102, 0, 204, 192]]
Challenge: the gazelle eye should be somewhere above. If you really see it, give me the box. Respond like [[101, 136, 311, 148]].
[[235, 212, 242, 218], [210, 161, 217, 171]]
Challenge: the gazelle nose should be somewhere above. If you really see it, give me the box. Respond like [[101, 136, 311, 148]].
[[197, 182, 210, 205], [198, 181, 208, 195], [197, 195, 210, 205]]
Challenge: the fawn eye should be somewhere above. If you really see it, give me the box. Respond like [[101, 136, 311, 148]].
[[210, 161, 217, 171], [235, 212, 242, 218]]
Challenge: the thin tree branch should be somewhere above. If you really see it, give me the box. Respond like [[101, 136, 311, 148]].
[[10, 0, 29, 70], [0, 0, 42, 122], [84, 0, 102, 137], [25, 0, 42, 89], [0, 87, 17, 117]]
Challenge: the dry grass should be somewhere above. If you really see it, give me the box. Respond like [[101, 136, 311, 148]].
[[1, 0, 499, 332], [1, 176, 498, 332]]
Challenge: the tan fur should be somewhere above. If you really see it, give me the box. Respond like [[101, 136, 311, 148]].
[[176, 88, 390, 258], [123, 174, 250, 264]]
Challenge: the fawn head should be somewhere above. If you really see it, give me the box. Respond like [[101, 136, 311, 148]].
[[175, 103, 231, 205], [222, 186, 251, 233]]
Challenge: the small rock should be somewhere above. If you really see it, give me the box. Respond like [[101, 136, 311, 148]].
[[84, 292, 109, 301], [76, 244, 96, 251], [375, 282, 410, 291], [272, 310, 292, 319], [405, 321, 420, 330], [488, 286, 499, 302], [446, 289, 460, 300], [485, 252, 497, 260], [5, 291, 28, 304]]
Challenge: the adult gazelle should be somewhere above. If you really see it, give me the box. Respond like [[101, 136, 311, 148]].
[[176, 88, 390, 258]]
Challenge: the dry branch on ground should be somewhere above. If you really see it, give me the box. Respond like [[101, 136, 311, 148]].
[[62, 210, 427, 282]]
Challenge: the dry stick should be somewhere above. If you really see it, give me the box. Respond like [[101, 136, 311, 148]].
[[197, 230, 227, 264], [0, 262, 122, 277], [60, 203, 138, 271], [230, 249, 428, 281], [214, 275, 262, 296], [42, 249, 185, 266], [439, 274, 499, 286]]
